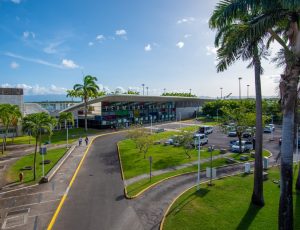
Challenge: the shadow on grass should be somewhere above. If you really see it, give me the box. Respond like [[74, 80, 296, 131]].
[[168, 188, 210, 216], [236, 203, 262, 230], [295, 191, 300, 229]]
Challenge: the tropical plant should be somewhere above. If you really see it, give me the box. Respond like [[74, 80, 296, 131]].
[[0, 104, 22, 153], [210, 1, 300, 227], [161, 92, 197, 97], [210, 5, 267, 205], [175, 131, 194, 158], [22, 112, 57, 181], [68, 75, 99, 132], [58, 112, 74, 148]]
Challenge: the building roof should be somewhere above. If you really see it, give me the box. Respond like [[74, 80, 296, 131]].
[[61, 94, 212, 113], [0, 88, 23, 95]]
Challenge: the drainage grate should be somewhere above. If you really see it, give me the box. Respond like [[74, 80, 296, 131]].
[[2, 208, 29, 229]]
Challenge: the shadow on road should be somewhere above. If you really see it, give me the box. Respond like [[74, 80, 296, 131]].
[[236, 203, 262, 230]]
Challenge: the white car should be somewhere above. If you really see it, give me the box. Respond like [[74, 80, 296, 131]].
[[193, 133, 208, 146], [231, 140, 253, 152], [269, 124, 275, 131]]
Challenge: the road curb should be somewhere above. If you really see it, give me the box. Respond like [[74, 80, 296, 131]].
[[43, 145, 76, 183]]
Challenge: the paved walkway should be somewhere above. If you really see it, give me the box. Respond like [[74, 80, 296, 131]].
[[125, 152, 233, 185]]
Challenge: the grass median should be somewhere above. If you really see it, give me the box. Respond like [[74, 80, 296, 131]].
[[125, 150, 270, 197], [6, 147, 68, 184], [163, 166, 300, 230]]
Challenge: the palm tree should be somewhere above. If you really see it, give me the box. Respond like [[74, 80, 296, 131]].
[[210, 8, 266, 206], [209, 1, 300, 228], [58, 112, 74, 148], [67, 75, 99, 132], [0, 104, 22, 153], [22, 112, 57, 181]]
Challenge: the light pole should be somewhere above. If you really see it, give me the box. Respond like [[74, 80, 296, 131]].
[[146, 86, 149, 96], [247, 84, 250, 98], [142, 84, 145, 96], [150, 115, 153, 134], [189, 88, 192, 95], [238, 77, 242, 99], [163, 88, 166, 94], [197, 135, 201, 190], [220, 87, 223, 99]]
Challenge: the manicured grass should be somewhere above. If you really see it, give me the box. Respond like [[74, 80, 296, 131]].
[[119, 138, 221, 179], [180, 126, 200, 132], [125, 150, 270, 197], [6, 148, 67, 184], [163, 166, 300, 230], [5, 128, 101, 146]]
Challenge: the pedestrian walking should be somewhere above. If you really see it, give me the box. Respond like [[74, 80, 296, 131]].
[[85, 136, 89, 145], [79, 137, 82, 146]]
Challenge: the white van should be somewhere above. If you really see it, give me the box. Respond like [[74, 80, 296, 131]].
[[193, 133, 208, 146], [199, 126, 213, 135]]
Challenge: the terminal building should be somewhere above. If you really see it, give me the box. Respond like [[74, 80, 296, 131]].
[[62, 94, 212, 129]]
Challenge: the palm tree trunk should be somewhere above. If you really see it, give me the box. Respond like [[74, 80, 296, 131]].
[[84, 98, 88, 132], [33, 136, 38, 181], [278, 69, 299, 229], [251, 55, 264, 206]]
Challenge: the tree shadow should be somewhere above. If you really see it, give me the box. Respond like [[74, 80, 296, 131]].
[[168, 188, 210, 216], [294, 191, 300, 229], [236, 203, 262, 230]]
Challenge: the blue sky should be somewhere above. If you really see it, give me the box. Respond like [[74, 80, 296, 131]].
[[0, 0, 281, 97]]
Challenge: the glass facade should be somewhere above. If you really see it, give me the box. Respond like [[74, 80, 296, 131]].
[[99, 101, 176, 127]]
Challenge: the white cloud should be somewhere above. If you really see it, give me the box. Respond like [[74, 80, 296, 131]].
[[116, 29, 127, 36], [96, 34, 105, 41], [11, 0, 21, 4], [177, 17, 195, 24], [176, 41, 184, 49], [206, 45, 217, 55], [88, 42, 94, 46], [144, 44, 152, 52], [61, 59, 79, 69], [43, 42, 62, 54], [10, 61, 19, 69], [23, 31, 35, 39], [184, 34, 192, 39], [1, 83, 67, 95]]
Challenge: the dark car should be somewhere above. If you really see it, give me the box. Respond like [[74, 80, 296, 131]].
[[279, 137, 300, 147], [242, 132, 251, 139]]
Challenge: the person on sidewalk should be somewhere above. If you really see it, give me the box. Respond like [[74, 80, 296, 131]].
[[79, 137, 82, 146], [85, 136, 89, 145]]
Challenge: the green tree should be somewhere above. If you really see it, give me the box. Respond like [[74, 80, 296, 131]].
[[175, 131, 194, 158], [58, 112, 74, 147], [210, 1, 300, 227], [0, 104, 22, 154], [210, 5, 267, 205], [161, 92, 197, 97], [22, 112, 57, 181], [126, 90, 140, 95], [68, 75, 99, 132], [136, 135, 153, 159]]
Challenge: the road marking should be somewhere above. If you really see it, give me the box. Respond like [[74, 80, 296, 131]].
[[47, 131, 126, 230], [0, 184, 39, 196], [3, 199, 60, 210], [0, 191, 52, 201]]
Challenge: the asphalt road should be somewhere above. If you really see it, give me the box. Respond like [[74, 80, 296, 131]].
[[52, 133, 144, 230]]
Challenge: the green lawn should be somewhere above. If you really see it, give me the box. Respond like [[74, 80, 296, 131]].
[[163, 166, 300, 230], [5, 128, 101, 146], [119, 137, 221, 179], [125, 151, 270, 197], [6, 147, 67, 184], [180, 126, 200, 132]]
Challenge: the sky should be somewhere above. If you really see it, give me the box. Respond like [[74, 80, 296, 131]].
[[0, 0, 282, 98]]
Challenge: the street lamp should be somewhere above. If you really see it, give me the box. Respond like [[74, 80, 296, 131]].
[[238, 77, 242, 99], [189, 88, 192, 95], [220, 87, 223, 99], [247, 84, 250, 99], [146, 86, 149, 96], [142, 84, 145, 96], [163, 88, 166, 94], [197, 135, 201, 190]]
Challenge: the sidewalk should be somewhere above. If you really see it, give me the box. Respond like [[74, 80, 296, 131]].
[[125, 152, 232, 185]]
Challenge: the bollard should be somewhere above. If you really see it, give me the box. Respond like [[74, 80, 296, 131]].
[[19, 172, 24, 182]]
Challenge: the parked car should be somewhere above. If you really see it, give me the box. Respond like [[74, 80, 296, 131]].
[[242, 132, 252, 139], [279, 137, 300, 148], [164, 138, 174, 145], [231, 143, 246, 153], [193, 133, 208, 146], [228, 131, 237, 137], [231, 140, 253, 152], [269, 124, 275, 131], [155, 128, 165, 133], [229, 139, 239, 146], [199, 126, 213, 135], [263, 125, 273, 133]]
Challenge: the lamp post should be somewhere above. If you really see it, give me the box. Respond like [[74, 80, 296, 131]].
[[146, 86, 149, 96], [238, 77, 242, 99], [189, 88, 192, 95], [142, 84, 145, 96], [247, 84, 250, 98], [150, 115, 153, 134], [163, 88, 166, 94], [197, 135, 201, 190], [220, 87, 223, 99]]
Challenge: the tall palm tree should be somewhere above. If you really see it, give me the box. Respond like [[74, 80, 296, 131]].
[[22, 112, 57, 181], [58, 112, 74, 148], [0, 104, 22, 153], [210, 9, 266, 206], [67, 75, 99, 132], [210, 1, 300, 228]]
